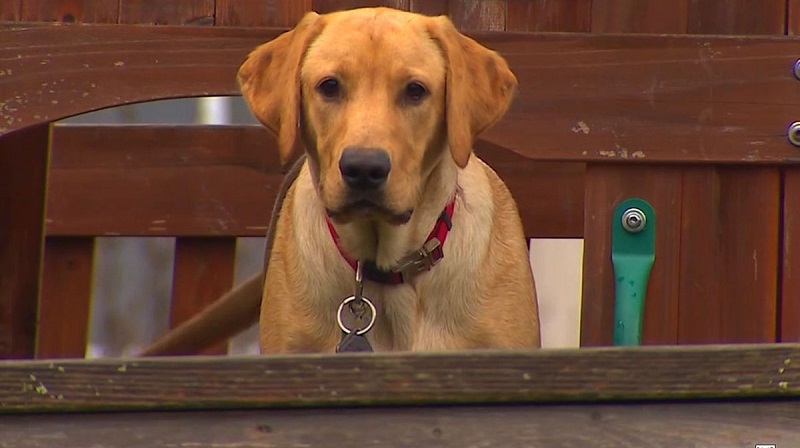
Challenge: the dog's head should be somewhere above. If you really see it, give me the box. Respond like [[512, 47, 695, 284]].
[[238, 8, 517, 225]]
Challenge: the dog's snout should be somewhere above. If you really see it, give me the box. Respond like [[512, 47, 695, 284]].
[[339, 147, 391, 190]]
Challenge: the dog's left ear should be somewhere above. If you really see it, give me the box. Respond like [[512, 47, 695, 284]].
[[238, 12, 324, 166], [426, 16, 518, 168]]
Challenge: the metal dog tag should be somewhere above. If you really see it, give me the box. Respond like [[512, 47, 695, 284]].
[[336, 331, 373, 352]]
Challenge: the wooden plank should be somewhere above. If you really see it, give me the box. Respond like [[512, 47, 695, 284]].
[[36, 237, 94, 359], [781, 168, 800, 342], [687, 0, 786, 35], [215, 0, 311, 27], [46, 124, 281, 238], [1, 402, 799, 447], [506, 0, 591, 32], [118, 0, 215, 25], [169, 238, 236, 355], [409, 0, 447, 16], [20, 0, 118, 23], [791, 0, 800, 35], [591, 0, 688, 33], [1, 344, 798, 412], [580, 166, 682, 346], [46, 125, 584, 239], [0, 25, 281, 135], [313, 0, 410, 14], [0, 124, 49, 360], [1, 0, 19, 20], [476, 34, 800, 166], [5, 27, 800, 166], [677, 167, 780, 344], [475, 140, 584, 238], [448, 0, 506, 31]]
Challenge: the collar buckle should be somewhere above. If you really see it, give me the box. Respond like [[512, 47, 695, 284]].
[[394, 237, 442, 277]]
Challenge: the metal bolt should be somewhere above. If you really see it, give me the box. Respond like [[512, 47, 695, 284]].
[[794, 59, 800, 81], [621, 208, 646, 233], [789, 122, 800, 148]]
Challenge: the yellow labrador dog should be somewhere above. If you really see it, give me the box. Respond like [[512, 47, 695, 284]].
[[142, 7, 539, 355]]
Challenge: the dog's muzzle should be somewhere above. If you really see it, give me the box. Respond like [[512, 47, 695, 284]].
[[329, 146, 411, 224]]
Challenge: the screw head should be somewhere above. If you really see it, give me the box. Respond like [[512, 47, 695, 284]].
[[789, 122, 800, 147], [794, 59, 800, 81], [621, 208, 646, 233]]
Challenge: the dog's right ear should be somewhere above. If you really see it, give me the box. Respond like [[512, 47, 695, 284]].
[[237, 12, 324, 166]]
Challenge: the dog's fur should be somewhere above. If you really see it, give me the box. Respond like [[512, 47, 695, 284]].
[[142, 7, 540, 355]]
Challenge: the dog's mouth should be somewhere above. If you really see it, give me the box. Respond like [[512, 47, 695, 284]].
[[326, 200, 413, 225]]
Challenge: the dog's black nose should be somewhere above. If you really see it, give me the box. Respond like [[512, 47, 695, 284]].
[[339, 147, 391, 190]]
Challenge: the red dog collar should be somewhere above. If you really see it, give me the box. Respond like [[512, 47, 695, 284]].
[[325, 197, 456, 285]]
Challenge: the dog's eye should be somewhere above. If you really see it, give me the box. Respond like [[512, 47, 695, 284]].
[[405, 81, 428, 102], [317, 78, 341, 99]]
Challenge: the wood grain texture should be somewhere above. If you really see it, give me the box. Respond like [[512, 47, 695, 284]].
[[506, 0, 591, 32], [46, 125, 584, 239], [0, 123, 49, 360], [118, 0, 215, 25], [678, 167, 780, 344], [449, 0, 506, 30], [409, 0, 447, 16], [791, 0, 800, 35], [475, 141, 585, 238], [580, 166, 682, 346], [20, 0, 118, 23], [313, 0, 410, 13], [215, 0, 312, 27], [687, 0, 786, 35], [169, 238, 236, 355], [781, 169, 800, 342], [4, 26, 800, 167], [36, 238, 94, 359], [591, 0, 688, 33], [46, 125, 283, 238], [0, 1, 19, 20], [0, 25, 280, 135], [2, 344, 799, 412], [476, 34, 800, 166], [1, 402, 800, 447]]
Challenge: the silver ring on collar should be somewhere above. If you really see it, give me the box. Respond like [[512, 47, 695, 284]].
[[336, 295, 377, 335]]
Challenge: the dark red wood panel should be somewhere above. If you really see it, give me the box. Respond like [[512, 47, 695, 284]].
[[5, 26, 800, 163], [409, 0, 447, 16], [20, 0, 118, 23], [1, 0, 20, 20], [506, 0, 591, 32], [592, 0, 688, 33], [0, 124, 49, 359], [215, 0, 311, 27], [781, 169, 800, 342], [687, 0, 786, 35], [313, 0, 409, 13], [118, 0, 215, 25], [0, 25, 281, 134], [46, 125, 282, 237], [169, 238, 236, 355], [791, 0, 800, 35], [580, 166, 682, 346], [36, 237, 94, 359], [677, 167, 780, 344], [475, 140, 584, 238], [448, 0, 506, 30]]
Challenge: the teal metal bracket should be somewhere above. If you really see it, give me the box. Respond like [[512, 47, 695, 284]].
[[611, 198, 656, 346]]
